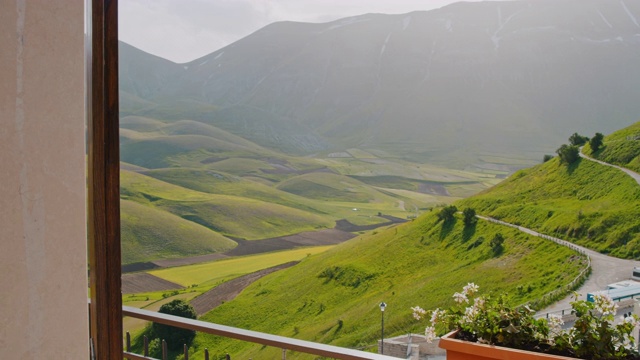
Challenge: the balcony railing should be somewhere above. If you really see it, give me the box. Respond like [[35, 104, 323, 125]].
[[123, 305, 398, 360]]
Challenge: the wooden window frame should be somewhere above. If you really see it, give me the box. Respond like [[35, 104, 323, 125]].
[[87, 0, 122, 359]]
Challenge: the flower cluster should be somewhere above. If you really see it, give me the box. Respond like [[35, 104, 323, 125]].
[[411, 285, 640, 359]]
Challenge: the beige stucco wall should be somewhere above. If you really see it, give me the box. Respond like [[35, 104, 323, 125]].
[[0, 0, 88, 358]]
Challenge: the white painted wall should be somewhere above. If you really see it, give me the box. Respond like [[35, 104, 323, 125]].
[[0, 1, 89, 357]]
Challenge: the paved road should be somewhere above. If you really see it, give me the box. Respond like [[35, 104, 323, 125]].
[[579, 148, 640, 186], [477, 216, 639, 315]]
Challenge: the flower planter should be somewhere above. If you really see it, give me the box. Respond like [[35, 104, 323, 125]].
[[438, 331, 576, 360]]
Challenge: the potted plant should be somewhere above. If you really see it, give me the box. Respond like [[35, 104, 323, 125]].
[[411, 283, 640, 359]]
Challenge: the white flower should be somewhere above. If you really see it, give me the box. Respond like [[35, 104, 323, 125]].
[[473, 297, 485, 310], [453, 291, 468, 304], [425, 326, 437, 343], [592, 292, 618, 316], [463, 282, 480, 296], [411, 306, 426, 320], [624, 315, 639, 327], [430, 308, 445, 325], [462, 305, 478, 324], [547, 314, 564, 336]]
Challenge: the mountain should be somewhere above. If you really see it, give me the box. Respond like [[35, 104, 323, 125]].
[[120, 0, 640, 168]]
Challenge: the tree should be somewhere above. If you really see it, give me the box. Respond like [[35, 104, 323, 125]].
[[542, 154, 554, 163], [463, 208, 477, 227], [569, 132, 589, 146], [556, 144, 580, 164], [490, 233, 505, 254], [437, 205, 458, 223], [151, 299, 197, 350], [590, 132, 604, 152]]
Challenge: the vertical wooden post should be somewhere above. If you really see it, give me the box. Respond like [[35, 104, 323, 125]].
[[125, 332, 131, 360], [87, 0, 121, 359], [184, 344, 189, 360], [162, 340, 168, 360], [144, 335, 149, 357], [204, 348, 209, 360]]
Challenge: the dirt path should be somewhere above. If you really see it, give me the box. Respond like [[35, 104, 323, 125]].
[[190, 262, 298, 315]]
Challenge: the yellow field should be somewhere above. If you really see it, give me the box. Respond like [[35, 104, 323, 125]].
[[149, 246, 334, 287]]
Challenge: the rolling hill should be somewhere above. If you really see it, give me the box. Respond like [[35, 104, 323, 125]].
[[120, 199, 236, 264], [118, 110, 499, 265], [174, 122, 639, 359], [120, 0, 640, 168], [585, 121, 640, 173], [187, 210, 585, 359], [460, 123, 640, 258]]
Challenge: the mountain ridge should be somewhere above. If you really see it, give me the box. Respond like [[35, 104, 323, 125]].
[[120, 0, 640, 167]]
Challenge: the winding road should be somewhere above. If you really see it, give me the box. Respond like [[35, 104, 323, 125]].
[[480, 215, 637, 315], [579, 147, 640, 186], [480, 149, 640, 315]]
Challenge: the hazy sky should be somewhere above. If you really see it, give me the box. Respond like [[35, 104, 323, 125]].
[[119, 0, 490, 63]]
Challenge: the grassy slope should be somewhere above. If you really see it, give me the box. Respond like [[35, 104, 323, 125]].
[[190, 212, 584, 359], [121, 199, 236, 264], [142, 168, 334, 214], [584, 121, 640, 173], [118, 115, 495, 262], [121, 169, 334, 240], [460, 157, 640, 258], [277, 172, 401, 203]]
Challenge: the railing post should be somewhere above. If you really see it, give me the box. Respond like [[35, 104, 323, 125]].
[[143, 335, 149, 357], [282, 348, 286, 359], [162, 339, 168, 360], [204, 348, 209, 360], [184, 344, 189, 360], [226, 353, 230, 360], [126, 332, 131, 360]]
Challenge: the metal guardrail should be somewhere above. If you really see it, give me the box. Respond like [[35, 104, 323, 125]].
[[122, 306, 398, 360], [478, 216, 592, 317]]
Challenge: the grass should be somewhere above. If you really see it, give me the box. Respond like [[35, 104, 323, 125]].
[[150, 246, 335, 287], [121, 199, 236, 264], [118, 114, 498, 264], [460, 156, 640, 258], [187, 211, 584, 359], [121, 169, 335, 240], [584, 121, 640, 173]]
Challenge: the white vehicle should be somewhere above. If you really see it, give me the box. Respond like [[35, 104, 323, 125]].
[[632, 267, 640, 281]]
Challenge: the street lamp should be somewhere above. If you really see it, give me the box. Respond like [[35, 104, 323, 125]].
[[379, 302, 387, 354]]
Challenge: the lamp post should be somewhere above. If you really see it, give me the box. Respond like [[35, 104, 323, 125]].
[[379, 302, 387, 354]]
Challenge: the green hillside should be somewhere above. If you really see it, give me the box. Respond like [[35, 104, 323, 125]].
[[121, 169, 335, 240], [188, 211, 584, 359], [118, 114, 496, 263], [585, 121, 640, 173], [121, 200, 236, 264], [460, 157, 640, 258], [277, 172, 398, 203]]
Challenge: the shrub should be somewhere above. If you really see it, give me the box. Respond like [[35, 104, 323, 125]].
[[151, 299, 197, 351], [437, 205, 458, 223]]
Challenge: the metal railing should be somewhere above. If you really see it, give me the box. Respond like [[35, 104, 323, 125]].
[[123, 306, 398, 360]]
